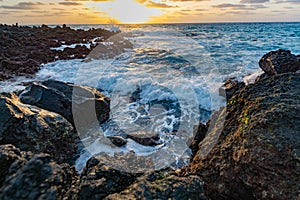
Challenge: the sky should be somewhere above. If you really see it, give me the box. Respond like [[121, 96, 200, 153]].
[[0, 0, 300, 24]]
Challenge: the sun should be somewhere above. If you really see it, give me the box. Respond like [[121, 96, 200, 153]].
[[86, 0, 162, 24]]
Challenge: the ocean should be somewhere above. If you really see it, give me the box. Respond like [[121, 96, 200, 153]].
[[2, 22, 300, 171]]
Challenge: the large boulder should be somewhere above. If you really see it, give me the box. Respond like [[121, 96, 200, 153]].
[[259, 49, 300, 76], [19, 80, 110, 132], [189, 73, 300, 200], [0, 93, 76, 163], [0, 145, 76, 200]]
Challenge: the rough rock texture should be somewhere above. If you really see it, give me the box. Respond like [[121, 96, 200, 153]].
[[19, 80, 110, 131], [0, 145, 29, 187], [104, 172, 207, 200], [0, 145, 76, 200], [259, 49, 300, 75], [219, 78, 245, 102], [189, 123, 208, 159], [0, 93, 76, 163], [73, 157, 139, 199], [0, 24, 117, 80], [189, 73, 300, 200]]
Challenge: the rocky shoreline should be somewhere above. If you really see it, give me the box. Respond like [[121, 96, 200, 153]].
[[0, 25, 300, 200], [0, 24, 132, 81]]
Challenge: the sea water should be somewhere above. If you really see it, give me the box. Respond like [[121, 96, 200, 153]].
[[1, 22, 300, 172]]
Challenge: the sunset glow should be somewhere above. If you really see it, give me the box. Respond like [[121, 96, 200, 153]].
[[0, 0, 300, 24]]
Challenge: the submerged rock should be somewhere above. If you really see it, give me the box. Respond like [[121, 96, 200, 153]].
[[189, 73, 300, 200], [19, 80, 110, 133], [259, 49, 300, 76], [107, 136, 127, 147], [0, 93, 76, 164]]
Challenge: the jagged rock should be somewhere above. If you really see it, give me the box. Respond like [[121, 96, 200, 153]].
[[0, 149, 76, 200], [189, 123, 208, 159], [219, 78, 245, 102], [127, 131, 160, 146], [0, 145, 29, 187], [75, 157, 139, 199], [189, 73, 300, 200], [104, 172, 207, 200], [0, 93, 76, 164], [19, 80, 110, 133], [259, 49, 300, 76], [254, 72, 268, 83], [107, 136, 127, 147], [0, 24, 117, 81]]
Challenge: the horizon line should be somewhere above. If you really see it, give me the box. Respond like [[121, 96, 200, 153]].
[[2, 21, 300, 26]]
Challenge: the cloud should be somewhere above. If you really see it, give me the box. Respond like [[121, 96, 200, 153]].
[[63, 0, 112, 1], [1, 2, 45, 10], [277, 0, 300, 3], [169, 0, 209, 1], [240, 0, 269, 3], [212, 3, 264, 10], [58, 2, 83, 5], [146, 1, 177, 8], [212, 3, 247, 8]]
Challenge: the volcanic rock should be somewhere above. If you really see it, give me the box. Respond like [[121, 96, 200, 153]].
[[189, 73, 300, 200], [259, 49, 300, 75], [0, 93, 76, 164]]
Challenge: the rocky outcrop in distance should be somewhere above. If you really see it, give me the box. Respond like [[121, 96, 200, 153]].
[[0, 24, 132, 81]]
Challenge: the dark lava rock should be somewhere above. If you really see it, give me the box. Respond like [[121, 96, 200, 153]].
[[188, 73, 300, 200], [0, 145, 29, 187], [259, 49, 300, 76], [189, 123, 208, 159], [0, 24, 118, 81], [19, 80, 110, 132], [127, 131, 160, 146], [74, 157, 139, 199], [0, 93, 76, 164], [104, 172, 207, 200], [254, 72, 269, 83], [0, 148, 76, 200], [219, 78, 245, 102], [107, 136, 127, 147]]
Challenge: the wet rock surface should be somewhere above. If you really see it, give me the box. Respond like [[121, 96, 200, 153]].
[[0, 24, 119, 80], [188, 73, 300, 200], [0, 93, 76, 164], [259, 49, 300, 76], [19, 80, 110, 131]]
